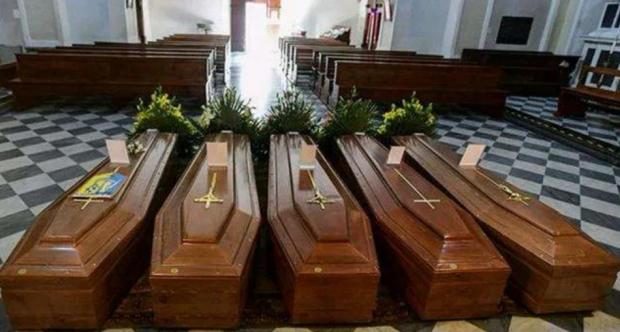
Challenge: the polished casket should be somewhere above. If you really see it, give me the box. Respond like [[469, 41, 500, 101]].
[[335, 134, 510, 319], [268, 133, 380, 324], [150, 132, 261, 328], [394, 134, 620, 314], [0, 131, 177, 329]]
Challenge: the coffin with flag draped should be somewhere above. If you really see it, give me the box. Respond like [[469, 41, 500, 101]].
[[0, 131, 177, 329]]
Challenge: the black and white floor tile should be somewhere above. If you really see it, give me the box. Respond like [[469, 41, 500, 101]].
[[0, 102, 134, 265], [507, 96, 620, 147], [0, 53, 618, 331]]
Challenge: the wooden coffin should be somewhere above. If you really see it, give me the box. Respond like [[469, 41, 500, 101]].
[[0, 131, 177, 329], [151, 132, 261, 328], [335, 134, 510, 319], [268, 133, 380, 324], [394, 134, 620, 314]]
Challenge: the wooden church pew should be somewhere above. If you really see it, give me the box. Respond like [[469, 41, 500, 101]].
[[280, 37, 348, 72], [556, 66, 620, 117], [461, 49, 579, 96], [34, 47, 216, 100], [37, 47, 216, 77], [312, 50, 433, 91], [313, 49, 425, 75], [150, 39, 230, 73], [318, 55, 457, 103], [93, 41, 227, 74], [9, 53, 210, 109], [330, 61, 506, 117], [0, 62, 17, 89], [286, 44, 355, 82]]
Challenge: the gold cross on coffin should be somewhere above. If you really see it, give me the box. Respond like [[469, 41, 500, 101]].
[[393, 168, 440, 210], [194, 172, 224, 209], [475, 169, 531, 206], [305, 170, 337, 210]]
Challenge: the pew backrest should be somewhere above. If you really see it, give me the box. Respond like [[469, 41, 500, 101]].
[[16, 53, 208, 84], [324, 55, 457, 77], [334, 61, 503, 90], [576, 66, 620, 94], [462, 48, 579, 71], [316, 50, 431, 71]]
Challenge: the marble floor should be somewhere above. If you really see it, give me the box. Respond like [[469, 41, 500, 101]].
[[506, 96, 620, 148], [0, 52, 618, 331]]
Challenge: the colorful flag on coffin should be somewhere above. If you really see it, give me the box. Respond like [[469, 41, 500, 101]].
[[73, 172, 127, 199]]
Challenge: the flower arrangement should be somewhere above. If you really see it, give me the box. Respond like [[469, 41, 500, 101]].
[[319, 90, 380, 148], [262, 89, 318, 137], [131, 87, 200, 156], [378, 93, 436, 138], [199, 88, 260, 137]]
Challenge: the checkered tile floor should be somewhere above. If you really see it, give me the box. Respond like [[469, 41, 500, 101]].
[[0, 101, 135, 262], [507, 96, 620, 147], [0, 53, 617, 331], [435, 112, 620, 258]]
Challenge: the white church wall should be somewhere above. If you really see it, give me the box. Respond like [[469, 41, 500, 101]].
[[0, 0, 23, 46], [568, 0, 608, 55], [64, 0, 111, 44], [454, 0, 488, 55], [280, 0, 361, 43], [147, 0, 230, 40], [23, 0, 59, 42], [390, 0, 451, 54]]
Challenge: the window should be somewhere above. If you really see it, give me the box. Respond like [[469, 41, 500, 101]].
[[496, 16, 533, 45], [599, 2, 620, 28], [583, 48, 596, 67]]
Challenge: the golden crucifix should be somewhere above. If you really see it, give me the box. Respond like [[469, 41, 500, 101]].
[[393, 168, 440, 210], [475, 169, 530, 206], [194, 172, 224, 209], [305, 170, 336, 210], [74, 197, 106, 210]]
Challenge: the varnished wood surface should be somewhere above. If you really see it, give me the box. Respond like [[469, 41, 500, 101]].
[[330, 62, 506, 117], [461, 49, 579, 96], [317, 56, 465, 102], [9, 52, 210, 109], [0, 62, 17, 89], [268, 133, 379, 324], [556, 66, 620, 117], [0, 132, 177, 329], [394, 134, 620, 314], [279, 37, 347, 70], [335, 134, 510, 319], [312, 50, 427, 78], [95, 38, 230, 73], [40, 47, 216, 73], [151, 132, 261, 328]]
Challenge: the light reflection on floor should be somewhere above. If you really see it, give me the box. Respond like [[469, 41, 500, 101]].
[[228, 51, 288, 118]]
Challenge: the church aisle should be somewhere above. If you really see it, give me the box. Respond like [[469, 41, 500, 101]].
[[0, 52, 617, 331]]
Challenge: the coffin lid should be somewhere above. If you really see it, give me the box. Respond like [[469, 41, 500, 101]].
[[268, 133, 377, 271], [337, 134, 508, 271], [0, 131, 176, 280], [151, 132, 260, 277], [395, 134, 620, 271]]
